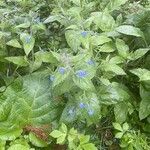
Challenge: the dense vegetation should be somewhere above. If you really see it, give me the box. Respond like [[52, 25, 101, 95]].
[[0, 0, 150, 149]]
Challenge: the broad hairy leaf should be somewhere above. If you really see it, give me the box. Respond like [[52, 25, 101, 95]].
[[98, 82, 130, 105], [44, 15, 60, 24], [116, 38, 129, 58], [15, 22, 30, 29], [65, 30, 81, 52], [139, 82, 150, 120], [0, 72, 61, 140], [116, 25, 144, 37], [90, 35, 111, 46], [6, 39, 22, 48], [129, 48, 150, 61], [91, 12, 116, 32], [99, 42, 116, 53], [5, 56, 29, 67], [34, 51, 58, 63], [130, 68, 150, 81], [20, 33, 35, 56], [114, 102, 128, 123], [130, 69, 150, 119], [100, 61, 126, 75], [105, 0, 128, 12]]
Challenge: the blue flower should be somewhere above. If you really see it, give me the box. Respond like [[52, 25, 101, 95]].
[[25, 36, 31, 43], [81, 31, 88, 38], [58, 67, 66, 74], [87, 59, 95, 65], [76, 70, 88, 78], [49, 75, 55, 81], [79, 102, 86, 109], [88, 109, 94, 116]]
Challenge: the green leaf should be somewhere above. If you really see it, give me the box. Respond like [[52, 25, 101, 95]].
[[8, 144, 30, 150], [129, 48, 150, 60], [109, 56, 124, 64], [56, 134, 66, 144], [31, 23, 46, 31], [130, 68, 150, 81], [6, 39, 22, 48], [139, 80, 150, 120], [116, 25, 144, 37], [116, 39, 129, 58], [44, 15, 61, 24], [79, 134, 90, 144], [60, 123, 67, 134], [0, 128, 22, 141], [0, 72, 60, 140], [123, 123, 129, 131], [105, 0, 128, 12], [98, 82, 130, 105], [115, 132, 124, 139], [114, 102, 128, 123], [73, 77, 95, 91], [99, 42, 116, 53], [92, 12, 116, 32], [139, 83, 150, 120], [90, 35, 111, 46], [15, 22, 30, 29], [5, 56, 29, 67], [113, 123, 123, 131], [20, 33, 35, 56], [82, 143, 97, 150], [34, 51, 58, 64], [0, 140, 5, 150], [10, 138, 29, 148], [65, 30, 81, 52], [29, 132, 48, 147], [50, 130, 63, 138], [101, 62, 126, 75]]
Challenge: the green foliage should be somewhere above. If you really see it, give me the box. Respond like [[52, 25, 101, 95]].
[[0, 0, 150, 149], [50, 123, 97, 150]]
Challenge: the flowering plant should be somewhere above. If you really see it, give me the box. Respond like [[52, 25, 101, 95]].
[[0, 0, 150, 149]]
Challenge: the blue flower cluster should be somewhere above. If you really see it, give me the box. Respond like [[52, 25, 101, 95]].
[[81, 31, 88, 38], [76, 70, 88, 78], [79, 102, 86, 109], [79, 102, 94, 116], [58, 67, 66, 74]]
